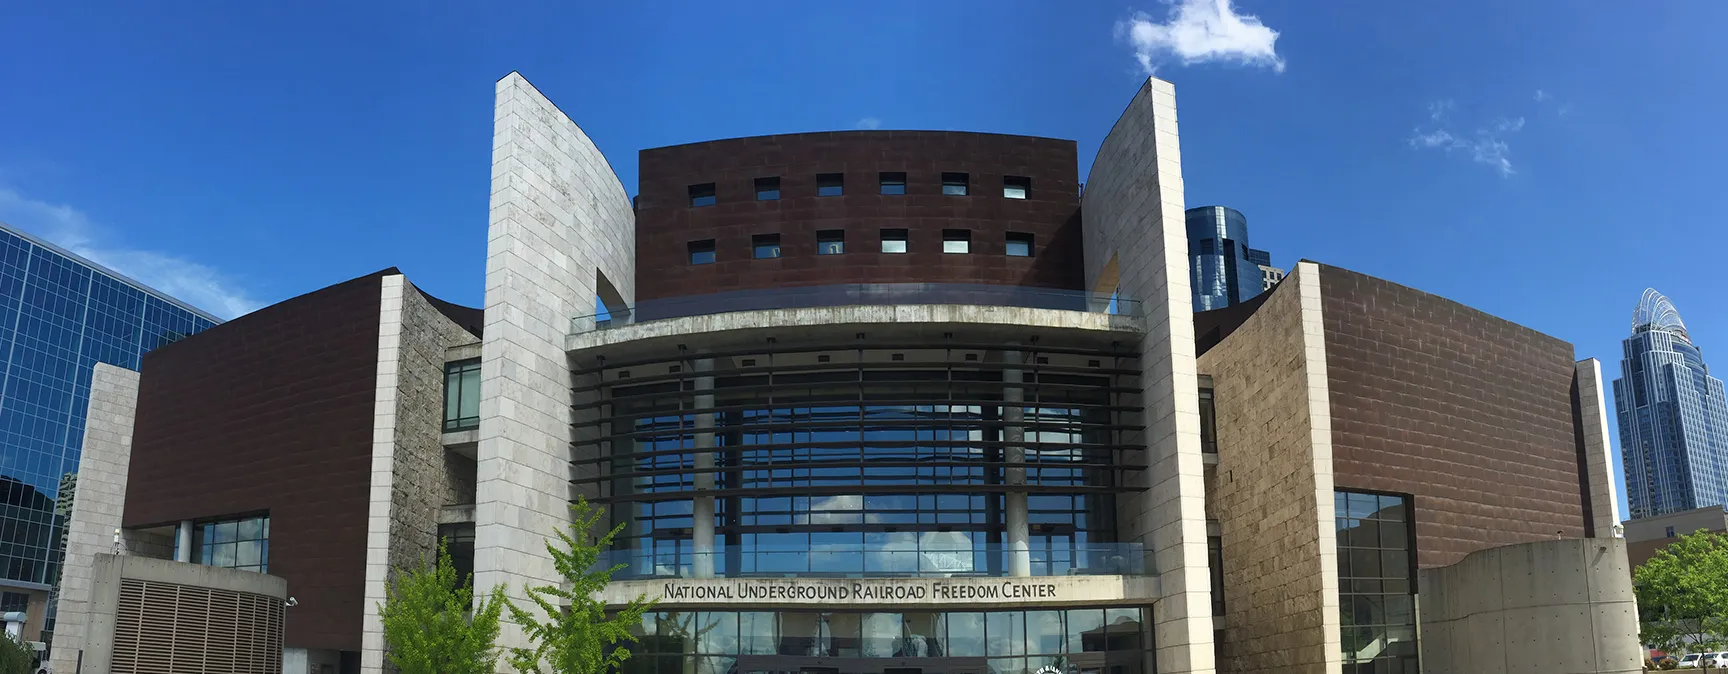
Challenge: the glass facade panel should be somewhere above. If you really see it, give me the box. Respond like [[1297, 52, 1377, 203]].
[[817, 173, 844, 197], [689, 183, 717, 207], [942, 172, 969, 196], [444, 358, 481, 431], [195, 514, 270, 573], [579, 341, 1143, 579], [617, 608, 1147, 674], [1335, 490, 1416, 670], [1615, 289, 1728, 519], [1185, 206, 1273, 311], [879, 172, 907, 196], [943, 230, 970, 254], [755, 177, 781, 201], [689, 240, 716, 265], [0, 225, 218, 645], [880, 229, 908, 254], [753, 234, 782, 259], [817, 231, 844, 256], [1198, 378, 1217, 454]]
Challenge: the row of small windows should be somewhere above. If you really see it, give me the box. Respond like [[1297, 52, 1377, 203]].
[[689, 173, 1032, 207], [689, 230, 1035, 264]]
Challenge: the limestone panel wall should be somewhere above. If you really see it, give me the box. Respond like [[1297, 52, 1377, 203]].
[[359, 275, 483, 673], [1081, 76, 1213, 673], [50, 363, 141, 674], [1417, 538, 1640, 674], [481, 71, 637, 659], [1575, 359, 1621, 535], [443, 451, 477, 507], [1198, 264, 1340, 673]]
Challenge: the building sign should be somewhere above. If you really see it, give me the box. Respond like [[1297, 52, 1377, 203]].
[[601, 574, 1156, 608], [660, 579, 1060, 603]]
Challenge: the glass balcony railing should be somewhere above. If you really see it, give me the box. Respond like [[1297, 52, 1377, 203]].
[[592, 542, 1149, 580], [573, 283, 1137, 334]]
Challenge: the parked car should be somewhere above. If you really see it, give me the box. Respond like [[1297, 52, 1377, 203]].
[[1678, 652, 1723, 668], [1678, 653, 1704, 668]]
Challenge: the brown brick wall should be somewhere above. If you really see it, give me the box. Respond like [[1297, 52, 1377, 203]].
[[1320, 264, 1588, 568], [124, 270, 391, 653], [634, 131, 1085, 300]]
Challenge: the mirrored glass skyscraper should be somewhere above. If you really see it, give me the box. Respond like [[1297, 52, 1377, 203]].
[[0, 221, 218, 635], [1186, 206, 1274, 311], [1615, 288, 1728, 519]]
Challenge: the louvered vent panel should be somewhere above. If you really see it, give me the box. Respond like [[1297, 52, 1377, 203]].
[[107, 578, 284, 674]]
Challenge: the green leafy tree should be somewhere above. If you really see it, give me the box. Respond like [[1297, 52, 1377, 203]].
[[507, 498, 657, 674], [1635, 530, 1728, 655], [0, 634, 34, 674], [378, 539, 506, 674]]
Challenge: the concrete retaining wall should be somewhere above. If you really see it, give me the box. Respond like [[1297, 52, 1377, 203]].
[[1417, 537, 1641, 673], [83, 553, 287, 674]]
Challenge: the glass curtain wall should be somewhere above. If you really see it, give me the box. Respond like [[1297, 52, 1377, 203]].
[[619, 608, 1147, 674], [572, 339, 1143, 579], [1334, 491, 1417, 672]]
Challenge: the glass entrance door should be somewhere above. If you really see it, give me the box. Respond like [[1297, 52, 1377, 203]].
[[734, 655, 988, 674]]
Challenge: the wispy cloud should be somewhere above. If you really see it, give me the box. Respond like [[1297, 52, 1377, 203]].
[[1428, 99, 1455, 122], [1492, 116, 1525, 133], [1533, 88, 1572, 116], [0, 186, 261, 319], [1115, 0, 1285, 74], [1407, 102, 1524, 177], [855, 117, 882, 130]]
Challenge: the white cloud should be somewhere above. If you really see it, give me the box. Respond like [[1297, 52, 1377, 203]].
[[855, 117, 882, 130], [0, 187, 261, 319], [1534, 89, 1551, 102], [1428, 99, 1455, 122], [1407, 103, 1522, 177], [1115, 0, 1286, 74]]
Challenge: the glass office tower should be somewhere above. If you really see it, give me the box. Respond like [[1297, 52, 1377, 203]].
[[0, 222, 218, 635], [1185, 206, 1272, 311], [1615, 288, 1728, 519]]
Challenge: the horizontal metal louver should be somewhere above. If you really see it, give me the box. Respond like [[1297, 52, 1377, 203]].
[[110, 578, 285, 674]]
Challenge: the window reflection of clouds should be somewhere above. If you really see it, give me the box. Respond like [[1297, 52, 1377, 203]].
[[602, 347, 1130, 579]]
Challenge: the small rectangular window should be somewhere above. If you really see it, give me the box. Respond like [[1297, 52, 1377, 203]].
[[1003, 176, 1030, 200], [689, 183, 716, 207], [688, 239, 716, 265], [444, 359, 482, 432], [755, 177, 780, 201], [1006, 232, 1033, 257], [817, 173, 844, 197], [942, 172, 969, 196], [942, 229, 970, 254], [879, 172, 906, 195], [753, 234, 781, 259], [1198, 381, 1217, 454], [881, 229, 908, 254], [817, 230, 845, 255]]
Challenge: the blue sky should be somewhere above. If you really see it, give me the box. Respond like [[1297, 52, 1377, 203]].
[[4, 0, 1726, 517]]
